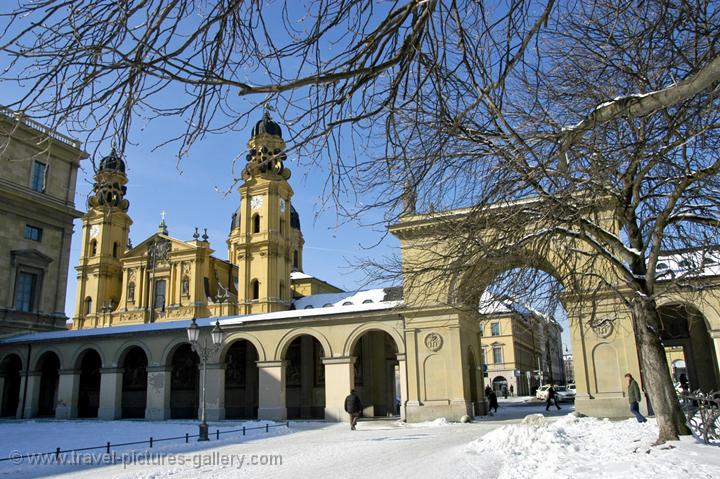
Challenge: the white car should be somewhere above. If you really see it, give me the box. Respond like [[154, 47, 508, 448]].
[[555, 385, 575, 402], [536, 384, 551, 400]]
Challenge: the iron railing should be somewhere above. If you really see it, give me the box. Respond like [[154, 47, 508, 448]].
[[681, 391, 720, 446], [0, 421, 289, 464]]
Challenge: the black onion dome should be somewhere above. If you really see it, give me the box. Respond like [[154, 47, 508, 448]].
[[252, 111, 282, 139], [230, 207, 241, 230], [98, 149, 126, 173], [290, 205, 301, 230]]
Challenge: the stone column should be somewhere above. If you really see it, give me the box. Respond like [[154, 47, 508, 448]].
[[323, 357, 355, 422], [20, 371, 40, 418], [397, 354, 408, 421], [55, 369, 80, 419], [257, 360, 286, 421], [145, 366, 171, 420], [204, 362, 225, 421], [98, 367, 123, 420]]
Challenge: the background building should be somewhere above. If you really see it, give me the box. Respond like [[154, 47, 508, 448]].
[[480, 293, 565, 396], [0, 107, 85, 335]]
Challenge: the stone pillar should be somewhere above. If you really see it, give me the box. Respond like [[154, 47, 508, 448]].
[[712, 333, 720, 380], [323, 357, 354, 422], [145, 366, 171, 420], [20, 371, 40, 418], [55, 369, 80, 419], [98, 367, 123, 420], [204, 362, 225, 421], [397, 354, 408, 421], [257, 360, 286, 421]]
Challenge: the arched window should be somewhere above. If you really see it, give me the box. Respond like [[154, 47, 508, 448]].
[[90, 239, 97, 256], [253, 214, 261, 233], [304, 305, 314, 309], [181, 277, 190, 296], [342, 301, 353, 306], [251, 280, 260, 300], [84, 297, 93, 315], [362, 299, 373, 304], [128, 282, 135, 302], [112, 242, 118, 258]]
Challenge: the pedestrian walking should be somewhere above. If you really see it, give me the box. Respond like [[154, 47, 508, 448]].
[[344, 389, 363, 430], [625, 373, 647, 423], [545, 384, 561, 411], [488, 389, 499, 413], [502, 385, 508, 399], [509, 385, 514, 397]]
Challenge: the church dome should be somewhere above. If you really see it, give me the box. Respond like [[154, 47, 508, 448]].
[[98, 149, 126, 174], [251, 111, 282, 139], [230, 207, 241, 230], [290, 205, 301, 230]]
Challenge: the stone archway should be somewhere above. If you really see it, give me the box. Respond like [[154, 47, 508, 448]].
[[77, 349, 102, 418], [350, 330, 400, 417], [36, 351, 60, 417], [119, 346, 148, 419], [169, 344, 199, 419], [658, 303, 720, 391], [284, 335, 325, 419], [1, 354, 22, 417], [224, 340, 259, 419]]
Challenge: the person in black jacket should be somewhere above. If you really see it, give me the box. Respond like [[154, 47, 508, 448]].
[[545, 384, 561, 411], [344, 389, 363, 430]]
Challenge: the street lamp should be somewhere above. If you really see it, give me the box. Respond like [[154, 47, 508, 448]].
[[186, 318, 224, 441]]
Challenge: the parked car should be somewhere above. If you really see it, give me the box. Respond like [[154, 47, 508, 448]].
[[555, 385, 576, 402], [536, 384, 551, 400]]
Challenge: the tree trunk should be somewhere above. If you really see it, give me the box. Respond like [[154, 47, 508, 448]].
[[630, 296, 690, 444]]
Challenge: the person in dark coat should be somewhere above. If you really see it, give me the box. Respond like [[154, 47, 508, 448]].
[[502, 385, 508, 399], [625, 373, 647, 423], [488, 389, 499, 413], [344, 389, 363, 430], [545, 384, 561, 411]]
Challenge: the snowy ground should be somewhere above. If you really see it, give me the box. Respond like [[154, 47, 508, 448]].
[[1, 404, 718, 478]]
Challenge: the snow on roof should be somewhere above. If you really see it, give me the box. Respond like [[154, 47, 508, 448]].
[[290, 271, 314, 280], [1, 293, 403, 345], [292, 288, 388, 310]]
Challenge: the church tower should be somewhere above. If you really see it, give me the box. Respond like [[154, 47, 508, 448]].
[[228, 112, 298, 314], [73, 150, 132, 328]]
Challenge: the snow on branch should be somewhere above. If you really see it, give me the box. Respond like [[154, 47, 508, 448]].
[[558, 54, 720, 152]]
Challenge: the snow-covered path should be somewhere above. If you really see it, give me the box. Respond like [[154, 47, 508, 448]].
[[1, 402, 719, 479]]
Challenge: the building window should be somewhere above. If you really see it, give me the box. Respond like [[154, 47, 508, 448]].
[[84, 296, 93, 315], [113, 242, 118, 258], [251, 280, 260, 300], [253, 214, 261, 233], [492, 346, 503, 364], [154, 279, 166, 311], [24, 225, 42, 241], [491, 322, 500, 336], [31, 161, 47, 192], [90, 239, 97, 256], [479, 324, 484, 337], [482, 347, 488, 365], [181, 277, 190, 296], [14, 272, 37, 312], [127, 282, 135, 302], [293, 250, 299, 269]]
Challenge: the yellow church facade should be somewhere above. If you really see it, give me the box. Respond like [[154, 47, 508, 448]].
[[1, 113, 719, 424]]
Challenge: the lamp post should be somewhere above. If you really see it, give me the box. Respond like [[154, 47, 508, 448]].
[[186, 318, 224, 441]]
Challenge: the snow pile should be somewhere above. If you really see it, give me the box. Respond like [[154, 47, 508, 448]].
[[398, 417, 450, 428], [465, 413, 720, 479]]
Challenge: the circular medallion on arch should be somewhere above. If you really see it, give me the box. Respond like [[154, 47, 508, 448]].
[[589, 317, 615, 339], [425, 332, 443, 352]]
